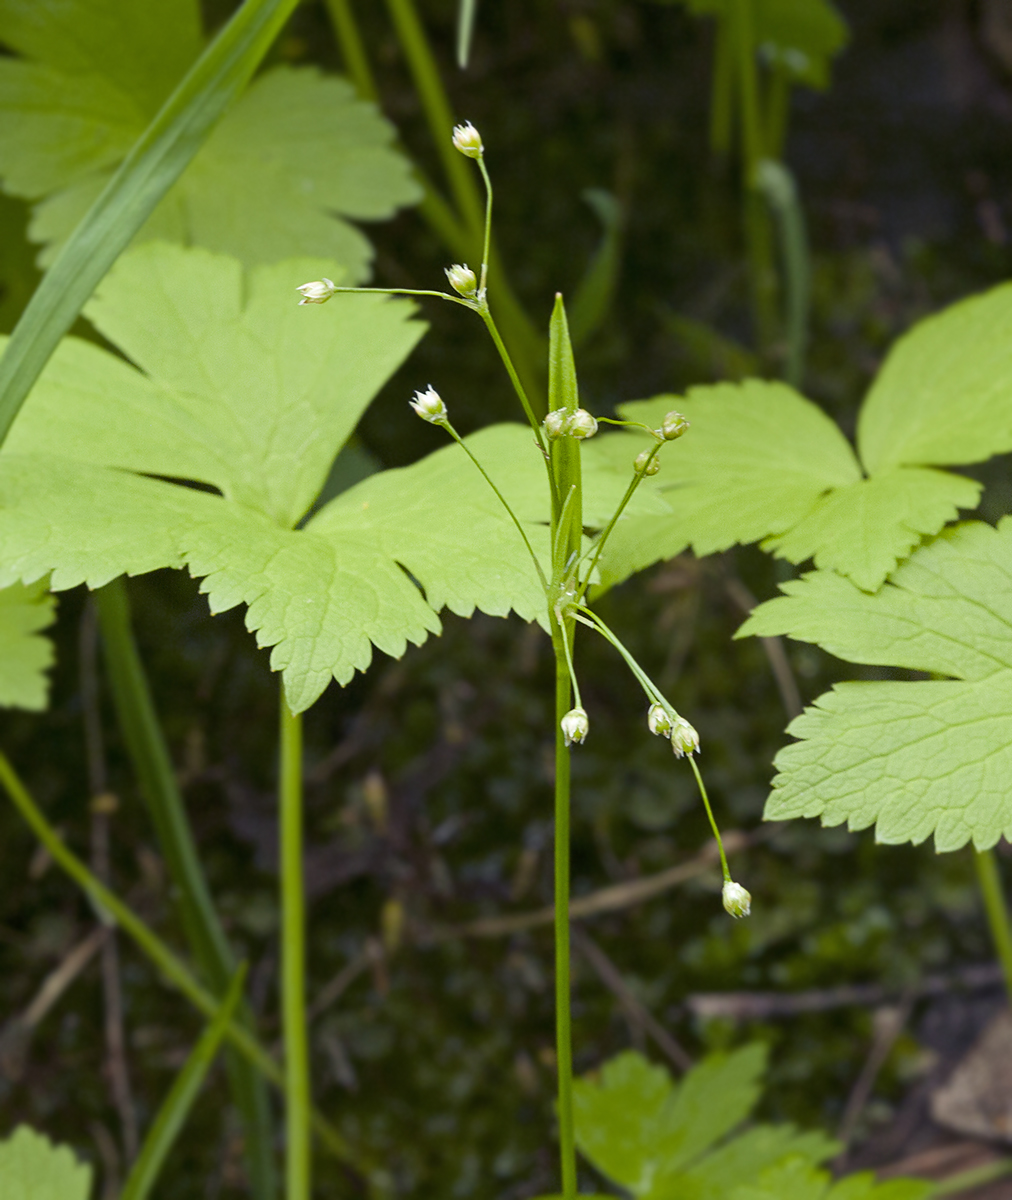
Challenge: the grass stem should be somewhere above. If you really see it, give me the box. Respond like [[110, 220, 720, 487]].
[[975, 849, 1012, 1005]]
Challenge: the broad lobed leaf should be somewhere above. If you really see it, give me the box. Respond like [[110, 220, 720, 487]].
[[0, 0, 420, 275], [751, 519, 1012, 850], [0, 1125, 92, 1200], [0, 579, 55, 711]]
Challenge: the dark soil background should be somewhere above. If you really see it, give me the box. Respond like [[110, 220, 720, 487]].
[[3, 0, 1012, 1196]]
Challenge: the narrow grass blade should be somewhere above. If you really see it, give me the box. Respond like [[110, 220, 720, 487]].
[[120, 966, 247, 1200], [0, 0, 301, 447], [569, 189, 624, 349], [457, 0, 479, 68]]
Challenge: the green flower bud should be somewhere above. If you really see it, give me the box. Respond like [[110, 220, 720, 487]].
[[451, 121, 484, 159], [568, 409, 599, 439], [660, 411, 690, 440], [544, 409, 569, 440], [647, 703, 673, 737], [445, 263, 478, 298], [722, 880, 752, 919], [561, 706, 589, 747], [670, 716, 699, 758], [296, 277, 338, 305], [634, 449, 660, 476], [409, 385, 448, 424]]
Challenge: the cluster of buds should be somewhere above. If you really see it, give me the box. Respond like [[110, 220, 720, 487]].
[[445, 263, 478, 298], [452, 121, 483, 159], [647, 703, 699, 758], [296, 277, 338, 305], [658, 410, 690, 441], [722, 881, 752, 919], [560, 706, 589, 747], [409, 385, 448, 425], [544, 408, 599, 441]]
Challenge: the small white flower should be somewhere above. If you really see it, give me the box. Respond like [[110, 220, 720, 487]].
[[451, 121, 484, 159], [544, 409, 569, 440], [722, 880, 752, 919], [647, 703, 673, 737], [561, 706, 589, 747], [634, 449, 660, 476], [670, 717, 699, 758], [660, 411, 690, 441], [409, 385, 448, 424], [445, 263, 478, 297], [296, 277, 337, 305], [568, 409, 599, 440]]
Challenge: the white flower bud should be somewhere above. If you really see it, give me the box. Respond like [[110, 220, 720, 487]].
[[568, 409, 599, 439], [561, 706, 589, 747], [445, 263, 478, 297], [722, 880, 752, 919], [544, 409, 569, 440], [660, 411, 690, 441], [634, 449, 660, 476], [296, 277, 338, 305], [409, 385, 448, 424], [670, 717, 699, 758], [647, 703, 673, 737], [451, 121, 484, 159]]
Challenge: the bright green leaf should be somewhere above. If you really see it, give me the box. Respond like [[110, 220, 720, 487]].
[[754, 519, 1012, 851], [730, 1159, 931, 1200], [0, 1126, 92, 1200], [0, 1, 420, 274], [0, 579, 55, 711]]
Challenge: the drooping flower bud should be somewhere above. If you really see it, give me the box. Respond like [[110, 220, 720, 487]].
[[647, 703, 673, 737], [409, 385, 448, 424], [544, 409, 569, 440], [296, 277, 338, 305], [568, 409, 599, 440], [660, 411, 690, 441], [722, 880, 752, 919], [561, 706, 589, 747], [670, 717, 700, 758], [634, 449, 660, 476], [445, 263, 478, 298], [451, 121, 484, 159]]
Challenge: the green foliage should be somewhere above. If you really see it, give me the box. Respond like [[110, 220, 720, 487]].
[[742, 518, 1012, 851], [601, 283, 1012, 592], [0, 1126, 92, 1200], [667, 0, 849, 88], [533, 1049, 931, 1200], [0, 580, 54, 711], [0, 0, 420, 276]]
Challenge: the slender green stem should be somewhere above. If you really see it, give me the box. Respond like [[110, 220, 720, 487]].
[[0, 749, 357, 1168], [572, 605, 664, 708], [550, 623, 577, 1200], [476, 157, 494, 295], [325, 0, 379, 101], [577, 453, 658, 601], [329, 285, 472, 306], [280, 696, 311, 1200], [556, 611, 583, 709], [442, 422, 548, 593], [975, 849, 1012, 1004], [732, 0, 763, 179], [764, 63, 791, 161], [479, 307, 548, 454], [95, 578, 275, 1200], [689, 757, 730, 883], [758, 161, 810, 388]]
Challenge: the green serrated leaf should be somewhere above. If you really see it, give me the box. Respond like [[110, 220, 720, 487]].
[[0, 2, 420, 274], [0, 579, 55, 711], [858, 282, 1012, 474], [730, 1159, 931, 1200], [0, 1125, 92, 1200], [757, 519, 1012, 851]]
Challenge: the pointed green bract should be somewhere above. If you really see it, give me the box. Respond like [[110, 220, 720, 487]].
[[0, 1126, 92, 1200], [0, 2, 420, 274], [749, 519, 1012, 851], [0, 580, 55, 711]]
